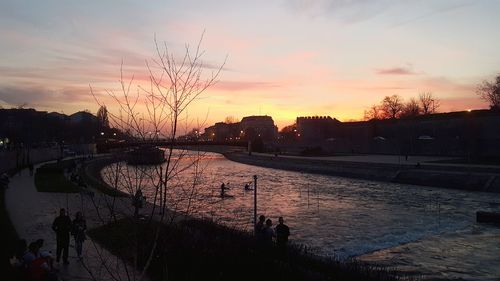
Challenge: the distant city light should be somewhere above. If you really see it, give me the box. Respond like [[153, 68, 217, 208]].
[[100, 132, 104, 136]]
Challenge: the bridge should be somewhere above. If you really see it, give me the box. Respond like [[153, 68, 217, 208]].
[[96, 139, 248, 152]]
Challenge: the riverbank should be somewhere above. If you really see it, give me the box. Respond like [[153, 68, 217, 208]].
[[89, 217, 411, 281], [83, 148, 500, 280], [222, 151, 500, 193]]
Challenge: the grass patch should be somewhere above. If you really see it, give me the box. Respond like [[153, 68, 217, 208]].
[[35, 161, 80, 193], [88, 218, 413, 281]]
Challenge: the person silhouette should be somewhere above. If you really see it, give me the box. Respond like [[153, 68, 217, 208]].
[[255, 215, 265, 238], [275, 217, 290, 250], [52, 208, 71, 264], [262, 219, 275, 247], [220, 183, 227, 197], [72, 212, 87, 259]]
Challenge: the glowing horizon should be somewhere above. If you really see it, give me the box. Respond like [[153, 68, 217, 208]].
[[0, 0, 498, 130]]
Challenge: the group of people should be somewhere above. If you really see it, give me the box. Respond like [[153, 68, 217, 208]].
[[10, 208, 88, 280], [68, 159, 87, 188], [10, 239, 57, 281], [51, 208, 87, 264], [255, 215, 290, 251]]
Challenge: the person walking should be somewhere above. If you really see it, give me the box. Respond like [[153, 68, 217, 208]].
[[51, 208, 71, 264], [72, 212, 87, 260]]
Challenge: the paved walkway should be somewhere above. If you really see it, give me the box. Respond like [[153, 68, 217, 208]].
[[6, 163, 150, 281], [252, 152, 500, 170]]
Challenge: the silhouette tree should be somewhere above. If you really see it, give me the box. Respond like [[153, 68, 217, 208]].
[[477, 74, 500, 110], [224, 116, 237, 124], [419, 92, 439, 114], [363, 105, 381, 120], [380, 95, 404, 119], [401, 98, 421, 118], [96, 105, 109, 128]]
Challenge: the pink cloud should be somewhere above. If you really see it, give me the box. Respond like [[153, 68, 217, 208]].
[[375, 67, 418, 75]]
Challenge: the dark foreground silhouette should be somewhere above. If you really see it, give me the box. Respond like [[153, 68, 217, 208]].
[[88, 218, 413, 281]]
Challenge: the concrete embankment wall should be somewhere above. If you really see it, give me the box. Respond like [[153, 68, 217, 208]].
[[224, 153, 500, 193], [0, 148, 61, 174], [0, 144, 96, 174]]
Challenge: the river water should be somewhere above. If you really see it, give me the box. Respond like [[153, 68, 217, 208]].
[[102, 151, 500, 280]]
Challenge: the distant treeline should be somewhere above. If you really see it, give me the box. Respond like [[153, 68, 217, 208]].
[[0, 108, 118, 145]]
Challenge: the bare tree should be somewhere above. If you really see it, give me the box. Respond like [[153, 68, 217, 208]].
[[401, 98, 421, 118], [96, 105, 109, 128], [224, 116, 237, 124], [363, 104, 381, 121], [88, 33, 226, 281], [17, 102, 28, 109], [476, 74, 500, 110], [380, 95, 404, 119], [419, 92, 439, 114]]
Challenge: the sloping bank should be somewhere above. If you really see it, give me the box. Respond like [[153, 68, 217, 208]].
[[223, 152, 500, 193]]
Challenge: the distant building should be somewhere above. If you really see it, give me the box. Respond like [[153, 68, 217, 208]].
[[296, 116, 341, 142], [69, 111, 97, 124], [203, 122, 239, 141], [202, 115, 278, 142], [294, 110, 500, 157], [239, 115, 278, 141], [0, 108, 101, 145]]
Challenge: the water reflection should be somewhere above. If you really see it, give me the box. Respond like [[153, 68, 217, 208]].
[[102, 151, 500, 280]]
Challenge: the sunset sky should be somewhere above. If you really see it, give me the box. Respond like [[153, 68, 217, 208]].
[[1, 0, 499, 129]]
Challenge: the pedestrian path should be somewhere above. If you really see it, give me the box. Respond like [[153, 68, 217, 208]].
[[252, 152, 500, 170], [5, 164, 150, 281]]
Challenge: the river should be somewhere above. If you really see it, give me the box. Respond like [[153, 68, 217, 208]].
[[101, 151, 500, 280]]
